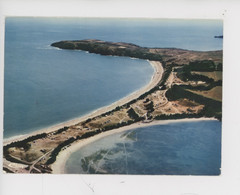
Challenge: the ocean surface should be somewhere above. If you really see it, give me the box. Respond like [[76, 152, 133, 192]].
[[4, 17, 223, 139], [65, 120, 221, 175]]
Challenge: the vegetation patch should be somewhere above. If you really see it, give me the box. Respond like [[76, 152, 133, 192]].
[[127, 108, 140, 120], [166, 85, 222, 120], [187, 86, 222, 102], [191, 71, 222, 81]]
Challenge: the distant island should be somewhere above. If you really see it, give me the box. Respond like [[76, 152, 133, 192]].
[[214, 35, 223, 39], [3, 39, 222, 174]]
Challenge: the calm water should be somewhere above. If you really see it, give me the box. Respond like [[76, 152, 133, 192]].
[[4, 18, 222, 138], [66, 120, 221, 175]]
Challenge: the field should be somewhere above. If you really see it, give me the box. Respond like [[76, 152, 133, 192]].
[[191, 71, 222, 81], [188, 86, 222, 102]]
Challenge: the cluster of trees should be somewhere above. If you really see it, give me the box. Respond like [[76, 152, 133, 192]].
[[53, 126, 69, 135], [145, 101, 154, 113], [154, 113, 203, 120], [80, 129, 101, 138], [216, 63, 223, 71], [165, 85, 222, 120], [176, 60, 222, 92], [46, 137, 76, 165], [4, 133, 48, 154], [188, 60, 214, 71], [177, 65, 215, 83], [4, 153, 31, 165], [127, 108, 140, 120], [82, 118, 92, 126], [158, 64, 173, 87], [177, 69, 214, 83], [52, 41, 163, 62], [3, 133, 48, 163], [188, 60, 218, 72]]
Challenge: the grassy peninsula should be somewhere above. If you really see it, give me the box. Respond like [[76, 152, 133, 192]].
[[3, 39, 222, 173]]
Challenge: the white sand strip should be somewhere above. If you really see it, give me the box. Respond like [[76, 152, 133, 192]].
[[3, 60, 163, 145], [51, 117, 217, 174]]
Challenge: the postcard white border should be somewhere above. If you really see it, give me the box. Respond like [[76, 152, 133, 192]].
[[1, 0, 240, 195]]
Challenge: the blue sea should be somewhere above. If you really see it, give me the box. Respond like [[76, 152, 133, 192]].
[[4, 18, 222, 138], [4, 17, 222, 175], [66, 120, 221, 175]]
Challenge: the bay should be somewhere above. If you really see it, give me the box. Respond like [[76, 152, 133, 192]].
[[65, 120, 221, 175], [4, 17, 223, 138]]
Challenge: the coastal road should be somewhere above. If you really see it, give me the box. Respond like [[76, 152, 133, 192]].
[[28, 149, 54, 173]]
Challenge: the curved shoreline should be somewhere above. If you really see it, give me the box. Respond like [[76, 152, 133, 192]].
[[52, 117, 217, 174], [3, 60, 163, 146]]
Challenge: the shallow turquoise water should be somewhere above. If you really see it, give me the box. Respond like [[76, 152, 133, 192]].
[[65, 120, 221, 175]]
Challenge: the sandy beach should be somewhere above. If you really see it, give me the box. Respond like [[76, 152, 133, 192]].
[[51, 117, 217, 174], [3, 60, 163, 145], [3, 60, 166, 174], [3, 55, 218, 174]]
